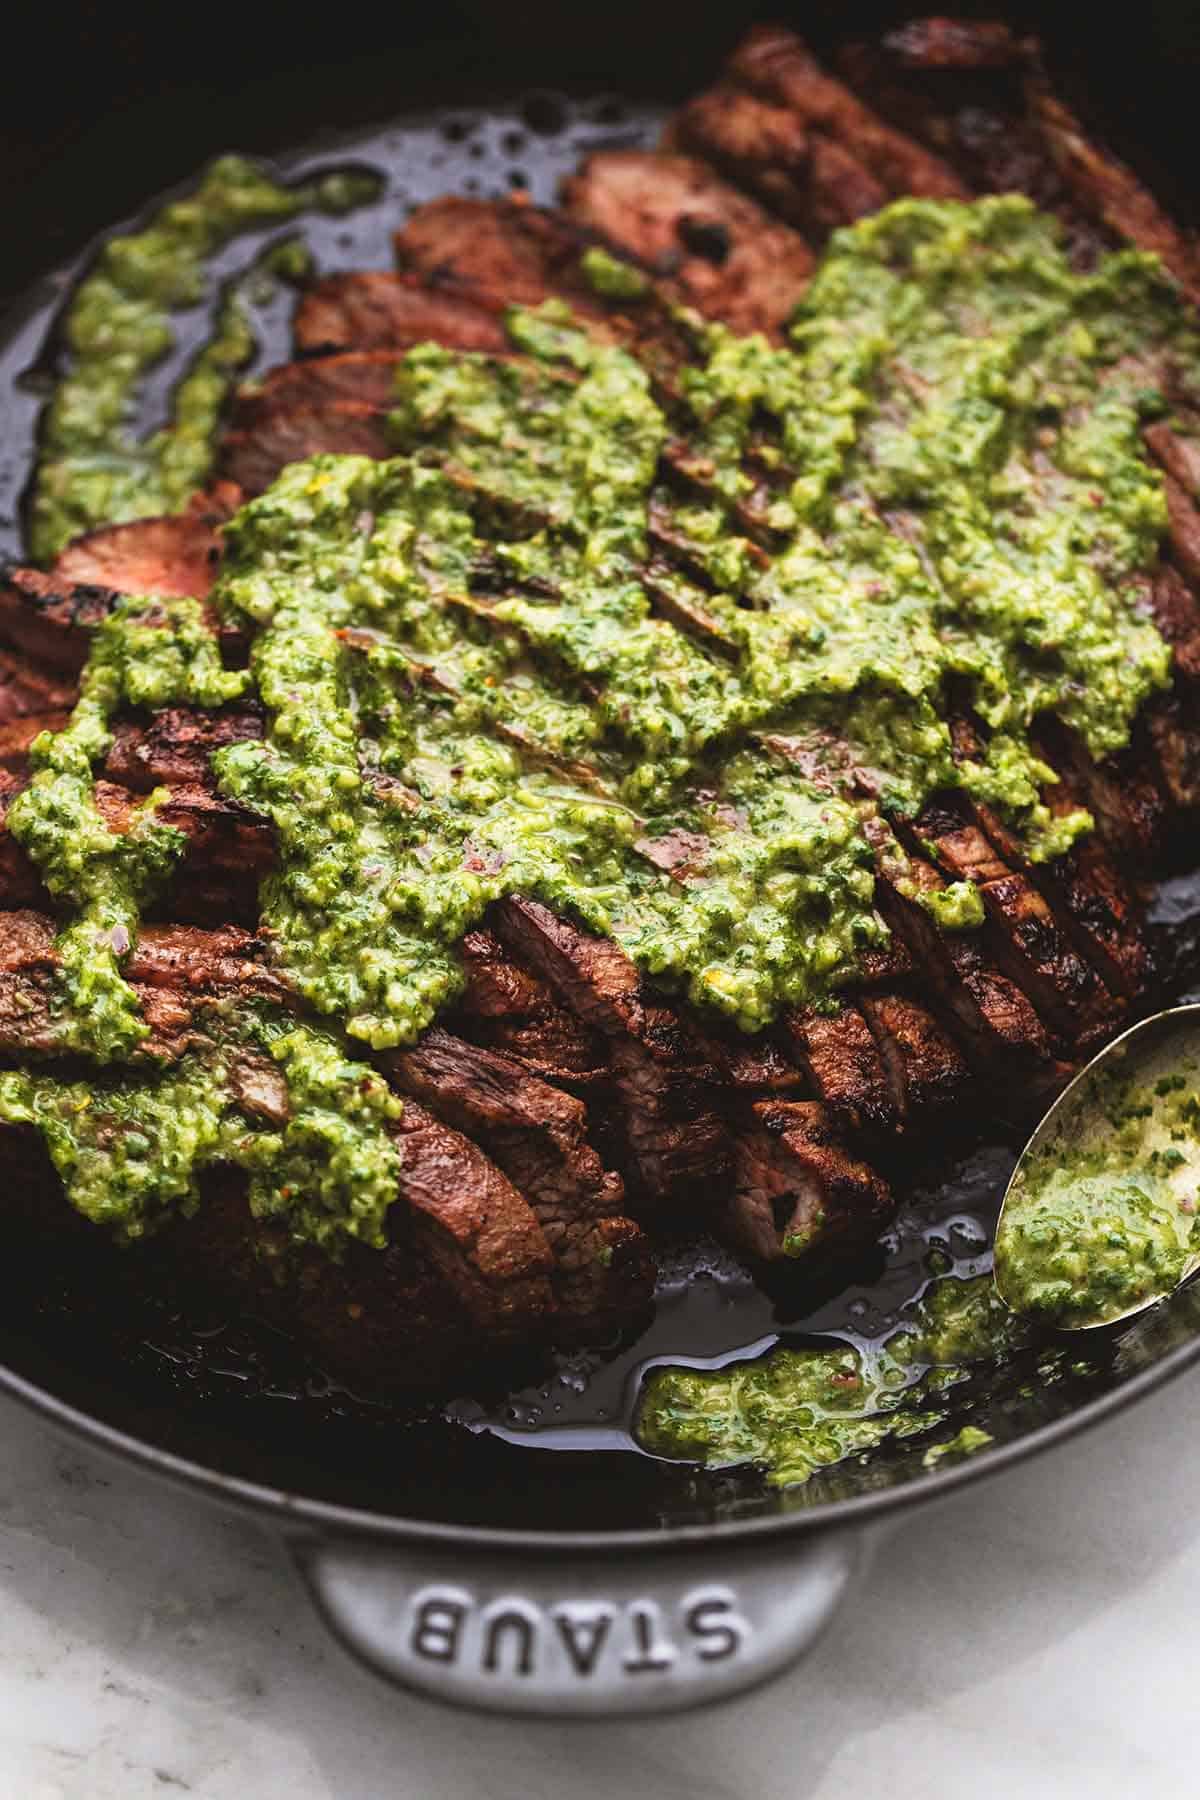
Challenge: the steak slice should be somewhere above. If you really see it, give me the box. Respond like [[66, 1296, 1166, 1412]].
[[0, 567, 124, 676], [1037, 718, 1169, 865], [946, 717, 1152, 1003], [105, 704, 266, 792], [491, 896, 734, 1208], [293, 270, 512, 358], [869, 851, 1061, 1093], [0, 910, 288, 1062], [0, 711, 69, 764], [909, 794, 1121, 1049], [1025, 77, 1200, 303], [1146, 561, 1200, 683], [0, 762, 270, 928], [390, 1094, 555, 1336], [780, 1002, 898, 1134], [234, 351, 405, 422], [724, 1099, 892, 1264], [394, 196, 604, 314], [52, 484, 242, 598], [562, 150, 816, 340], [665, 81, 891, 236], [858, 991, 972, 1119], [0, 647, 78, 719], [387, 1025, 653, 1324], [834, 24, 1107, 259], [452, 926, 607, 1083], [1155, 469, 1200, 597], [1146, 691, 1200, 815], [727, 24, 970, 201], [221, 402, 391, 496]]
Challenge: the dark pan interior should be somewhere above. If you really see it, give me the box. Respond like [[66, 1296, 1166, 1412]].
[[2, 2, 1200, 1536]]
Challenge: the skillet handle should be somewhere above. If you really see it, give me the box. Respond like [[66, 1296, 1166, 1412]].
[[290, 1525, 872, 1716]]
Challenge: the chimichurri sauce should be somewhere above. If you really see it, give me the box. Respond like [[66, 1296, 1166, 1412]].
[[636, 1273, 1018, 1487], [0, 1010, 403, 1253], [14, 193, 1199, 1262], [208, 198, 1189, 1046], [29, 154, 382, 562], [996, 1042, 1200, 1327]]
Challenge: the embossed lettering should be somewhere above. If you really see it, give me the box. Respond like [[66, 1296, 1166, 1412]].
[[621, 1601, 677, 1674], [552, 1604, 615, 1676], [410, 1592, 467, 1664], [482, 1603, 538, 1677], [684, 1589, 748, 1662]]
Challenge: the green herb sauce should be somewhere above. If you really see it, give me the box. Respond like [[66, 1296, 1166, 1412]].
[[0, 1008, 403, 1251], [995, 1043, 1200, 1327], [579, 245, 651, 300], [16, 193, 1198, 1249], [922, 1424, 994, 1468], [636, 1274, 1012, 1487], [8, 597, 249, 1059], [3, 603, 403, 1252], [203, 197, 1189, 1044], [30, 155, 382, 561]]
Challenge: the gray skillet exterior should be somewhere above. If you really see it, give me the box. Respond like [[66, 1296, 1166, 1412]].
[[5, 0, 1200, 1716], [3, 1303, 1200, 1713]]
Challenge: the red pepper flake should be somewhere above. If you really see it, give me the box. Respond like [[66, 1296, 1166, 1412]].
[[462, 843, 506, 875]]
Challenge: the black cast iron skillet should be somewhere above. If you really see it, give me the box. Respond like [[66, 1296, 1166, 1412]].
[[3, 0, 1200, 1715]]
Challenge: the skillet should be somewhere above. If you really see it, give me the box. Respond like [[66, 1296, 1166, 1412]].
[[3, 0, 1200, 1716]]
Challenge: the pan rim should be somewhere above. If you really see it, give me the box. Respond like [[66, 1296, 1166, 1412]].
[[2, 1305, 1198, 1552]]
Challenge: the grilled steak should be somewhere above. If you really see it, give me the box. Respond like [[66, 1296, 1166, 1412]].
[[5, 17, 1200, 1390]]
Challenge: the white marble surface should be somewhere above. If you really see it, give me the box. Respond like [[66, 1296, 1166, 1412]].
[[0, 1363, 1197, 1799]]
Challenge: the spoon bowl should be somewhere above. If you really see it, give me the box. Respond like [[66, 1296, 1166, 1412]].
[[994, 1005, 1200, 1331]]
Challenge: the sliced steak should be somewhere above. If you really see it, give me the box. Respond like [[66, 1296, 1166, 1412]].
[[0, 909, 284, 1063], [562, 150, 816, 339], [0, 763, 270, 927], [1146, 559, 1200, 683], [452, 926, 608, 1082], [1147, 690, 1200, 815], [0, 711, 69, 765], [234, 351, 404, 424], [946, 718, 1151, 1003], [1025, 77, 1200, 303], [1156, 470, 1200, 594], [910, 794, 1120, 1049], [0, 567, 124, 676], [221, 401, 391, 496], [724, 1099, 892, 1264], [727, 24, 970, 201], [666, 81, 891, 236], [391, 1094, 555, 1336], [394, 195, 602, 314], [1035, 716, 1169, 865], [780, 1002, 898, 1134], [869, 850, 1061, 1092], [491, 896, 733, 1209], [858, 991, 971, 1118], [52, 484, 241, 598], [0, 646, 78, 718], [293, 269, 512, 357], [387, 1025, 652, 1323], [105, 704, 265, 792], [0, 908, 559, 1344]]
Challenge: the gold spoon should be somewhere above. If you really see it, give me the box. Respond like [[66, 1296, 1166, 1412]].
[[993, 1005, 1200, 1330]]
